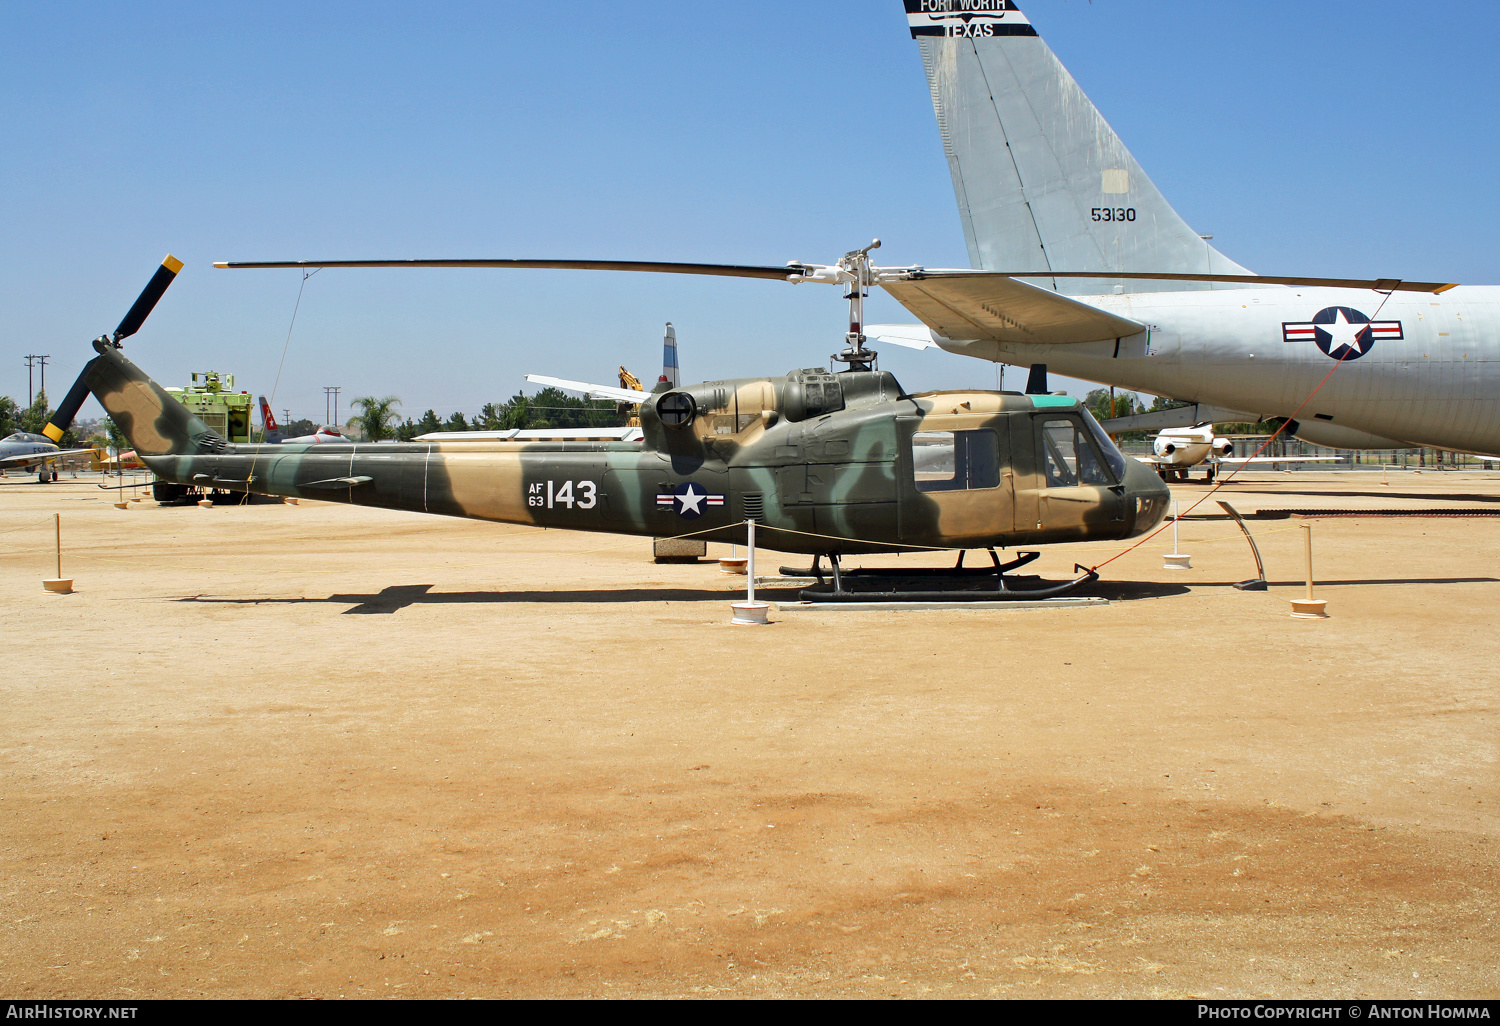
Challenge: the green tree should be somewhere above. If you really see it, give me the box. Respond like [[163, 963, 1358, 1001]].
[[525, 386, 621, 429], [477, 402, 505, 430], [444, 411, 469, 432], [103, 416, 128, 451], [1083, 388, 1143, 424], [349, 395, 402, 442], [493, 392, 531, 430], [0, 396, 19, 436], [415, 409, 442, 435], [19, 389, 50, 434]]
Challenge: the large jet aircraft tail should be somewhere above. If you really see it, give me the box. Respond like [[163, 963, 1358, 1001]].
[[908, 0, 1255, 294]]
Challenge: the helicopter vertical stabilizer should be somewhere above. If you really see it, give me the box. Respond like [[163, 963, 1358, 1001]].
[[908, 0, 1255, 294], [85, 340, 222, 457]]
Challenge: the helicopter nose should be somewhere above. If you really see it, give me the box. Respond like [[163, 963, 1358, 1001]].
[[1122, 456, 1171, 535]]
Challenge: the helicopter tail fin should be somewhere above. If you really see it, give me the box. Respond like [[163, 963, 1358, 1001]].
[[85, 340, 227, 457], [908, 1, 1255, 294]]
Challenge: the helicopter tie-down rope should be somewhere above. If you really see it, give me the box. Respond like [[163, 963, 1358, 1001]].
[[1086, 286, 1404, 574]]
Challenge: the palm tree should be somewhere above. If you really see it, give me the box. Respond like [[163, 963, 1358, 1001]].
[[349, 395, 401, 442]]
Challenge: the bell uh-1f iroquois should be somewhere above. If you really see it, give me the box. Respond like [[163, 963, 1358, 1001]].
[[44, 252, 1172, 598]]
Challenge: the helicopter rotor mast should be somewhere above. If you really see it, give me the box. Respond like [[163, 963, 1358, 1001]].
[[837, 239, 880, 372]]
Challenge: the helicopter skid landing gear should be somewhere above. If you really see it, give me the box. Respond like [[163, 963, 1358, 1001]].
[[782, 550, 1095, 602]]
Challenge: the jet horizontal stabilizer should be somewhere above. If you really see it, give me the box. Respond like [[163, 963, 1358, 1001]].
[[1100, 404, 1264, 434], [880, 274, 1143, 345], [957, 271, 1458, 294]]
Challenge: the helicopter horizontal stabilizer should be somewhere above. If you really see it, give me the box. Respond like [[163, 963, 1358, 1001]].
[[414, 427, 645, 442], [880, 273, 1143, 346], [302, 476, 374, 489]]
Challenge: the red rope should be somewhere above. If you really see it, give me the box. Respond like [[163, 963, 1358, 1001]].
[[1090, 289, 1399, 572]]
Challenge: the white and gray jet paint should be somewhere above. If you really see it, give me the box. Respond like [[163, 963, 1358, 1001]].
[[896, 0, 1498, 454]]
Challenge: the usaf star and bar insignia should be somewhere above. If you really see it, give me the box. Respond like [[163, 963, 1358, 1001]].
[[656, 481, 726, 519], [1282, 306, 1402, 362]]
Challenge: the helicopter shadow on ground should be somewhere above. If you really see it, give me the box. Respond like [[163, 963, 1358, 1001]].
[[1231, 488, 1500, 505], [180, 585, 804, 615], [177, 579, 1192, 615]]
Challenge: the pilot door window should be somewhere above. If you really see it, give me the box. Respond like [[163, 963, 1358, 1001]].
[[912, 430, 1000, 492], [1039, 419, 1113, 487]]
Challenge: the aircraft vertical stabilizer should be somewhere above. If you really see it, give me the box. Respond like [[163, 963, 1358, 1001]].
[[660, 322, 679, 390], [908, 1, 1256, 294]]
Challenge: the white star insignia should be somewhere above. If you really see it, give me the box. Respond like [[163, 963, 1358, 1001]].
[[1322, 309, 1367, 348], [676, 484, 706, 515]]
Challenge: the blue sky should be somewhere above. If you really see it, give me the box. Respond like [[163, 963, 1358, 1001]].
[[3, 1, 1496, 424]]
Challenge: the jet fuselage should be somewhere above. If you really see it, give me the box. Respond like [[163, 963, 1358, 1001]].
[[942, 286, 1499, 453]]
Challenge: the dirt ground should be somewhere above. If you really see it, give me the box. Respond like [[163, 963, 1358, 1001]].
[[2, 471, 1496, 999]]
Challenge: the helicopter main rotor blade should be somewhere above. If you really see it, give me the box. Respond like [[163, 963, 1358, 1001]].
[[214, 258, 810, 281], [215, 259, 1460, 294], [42, 254, 184, 442]]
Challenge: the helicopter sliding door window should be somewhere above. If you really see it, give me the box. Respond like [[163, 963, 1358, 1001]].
[[1039, 419, 1113, 487], [912, 430, 999, 492]]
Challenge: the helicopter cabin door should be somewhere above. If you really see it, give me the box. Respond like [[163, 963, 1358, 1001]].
[[1031, 413, 1126, 538], [902, 415, 1014, 546]]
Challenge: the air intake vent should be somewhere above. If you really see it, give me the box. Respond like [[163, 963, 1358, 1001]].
[[741, 492, 764, 522]]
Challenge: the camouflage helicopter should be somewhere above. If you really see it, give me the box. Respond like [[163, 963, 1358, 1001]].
[[44, 249, 1171, 597]]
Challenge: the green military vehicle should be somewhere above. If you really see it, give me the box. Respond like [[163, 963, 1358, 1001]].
[[153, 371, 257, 503]]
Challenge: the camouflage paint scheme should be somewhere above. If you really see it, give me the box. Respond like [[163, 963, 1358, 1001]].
[[86, 339, 1169, 556]]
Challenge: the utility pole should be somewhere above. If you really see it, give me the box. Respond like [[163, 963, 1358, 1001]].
[[283, 409, 291, 428], [24, 355, 50, 406], [324, 386, 341, 427]]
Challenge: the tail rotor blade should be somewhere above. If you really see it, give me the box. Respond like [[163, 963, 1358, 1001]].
[[47, 254, 184, 441], [113, 254, 183, 343], [42, 359, 99, 442]]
